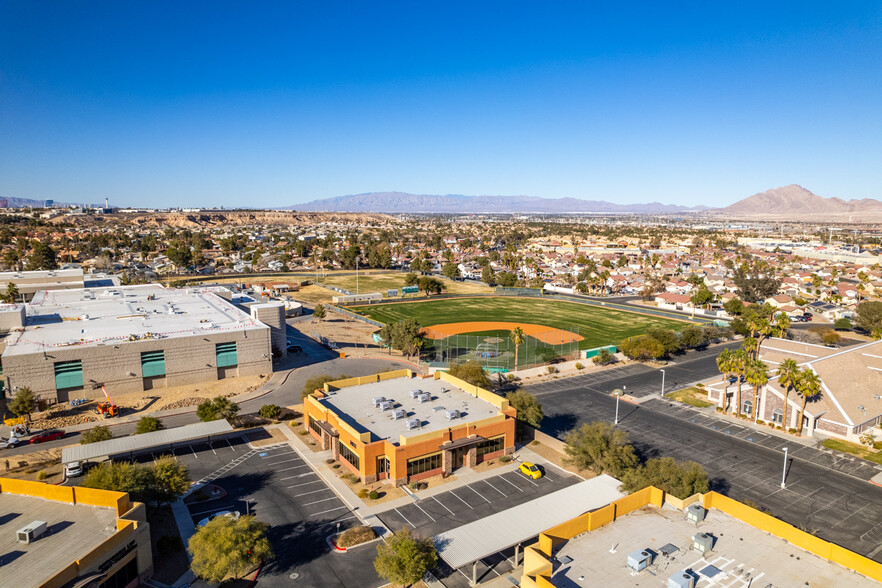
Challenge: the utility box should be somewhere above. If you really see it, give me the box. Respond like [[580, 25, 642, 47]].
[[686, 504, 707, 523], [17, 521, 47, 544], [667, 571, 696, 588], [627, 549, 653, 571], [692, 533, 714, 553]]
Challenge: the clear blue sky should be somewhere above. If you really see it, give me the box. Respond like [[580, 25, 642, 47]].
[[1, 2, 880, 208]]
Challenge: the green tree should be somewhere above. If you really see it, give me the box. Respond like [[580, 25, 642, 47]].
[[620, 457, 709, 499], [646, 326, 682, 356], [82, 461, 153, 501], [744, 358, 769, 420], [680, 325, 709, 349], [301, 374, 350, 399], [795, 369, 822, 435], [9, 387, 37, 423], [403, 272, 419, 286], [776, 358, 800, 431], [855, 301, 882, 338], [150, 457, 191, 503], [724, 296, 745, 316], [442, 262, 460, 280], [689, 285, 714, 309], [81, 425, 114, 444], [715, 348, 735, 411], [563, 422, 639, 478], [0, 282, 19, 303], [834, 318, 852, 331], [510, 326, 526, 369], [418, 276, 443, 295], [733, 263, 781, 303], [136, 416, 164, 434], [731, 348, 749, 415], [189, 515, 273, 583], [373, 527, 438, 587], [258, 404, 282, 420], [481, 265, 495, 285], [448, 362, 491, 389], [313, 303, 326, 322], [506, 389, 543, 428], [619, 334, 666, 361], [25, 241, 58, 270], [592, 348, 616, 366], [197, 396, 240, 422]]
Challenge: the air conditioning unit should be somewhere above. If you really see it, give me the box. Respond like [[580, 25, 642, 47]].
[[627, 549, 653, 571], [372, 396, 386, 407], [692, 533, 714, 553], [409, 389, 422, 399], [378, 400, 393, 411], [686, 503, 707, 523], [17, 521, 47, 544], [667, 572, 695, 588], [417, 392, 432, 403], [405, 418, 421, 430], [446, 409, 460, 420], [393, 408, 407, 420]]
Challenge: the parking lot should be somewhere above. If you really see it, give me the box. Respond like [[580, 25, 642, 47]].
[[130, 435, 384, 588], [376, 465, 580, 586]]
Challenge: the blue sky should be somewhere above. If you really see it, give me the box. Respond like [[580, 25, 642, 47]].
[[1, 2, 880, 208]]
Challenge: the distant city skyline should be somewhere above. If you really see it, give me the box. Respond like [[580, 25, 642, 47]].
[[1, 1, 880, 208]]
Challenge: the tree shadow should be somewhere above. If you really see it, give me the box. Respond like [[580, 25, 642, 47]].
[[260, 518, 344, 575], [707, 476, 731, 494], [541, 413, 579, 438], [211, 470, 275, 497]]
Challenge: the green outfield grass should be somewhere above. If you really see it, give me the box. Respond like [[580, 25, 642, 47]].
[[351, 297, 692, 350]]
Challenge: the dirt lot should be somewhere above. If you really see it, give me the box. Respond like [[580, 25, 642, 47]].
[[2, 445, 65, 481], [303, 314, 389, 357]]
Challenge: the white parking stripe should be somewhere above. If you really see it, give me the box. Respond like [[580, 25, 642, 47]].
[[394, 507, 416, 527], [312, 505, 348, 516], [467, 485, 492, 504], [275, 465, 309, 473], [190, 445, 198, 458], [226, 439, 236, 451], [286, 480, 322, 488], [280, 473, 315, 481], [433, 496, 456, 516], [304, 497, 340, 506], [264, 458, 300, 466], [448, 491, 474, 509], [482, 479, 507, 497], [293, 489, 328, 498], [413, 502, 436, 522], [498, 475, 524, 492]]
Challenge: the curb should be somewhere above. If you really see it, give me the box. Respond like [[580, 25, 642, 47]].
[[327, 534, 347, 552]]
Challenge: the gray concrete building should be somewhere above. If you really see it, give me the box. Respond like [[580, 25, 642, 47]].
[[1, 284, 273, 402]]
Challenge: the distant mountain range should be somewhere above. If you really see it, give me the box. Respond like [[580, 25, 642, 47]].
[[0, 196, 91, 208], [715, 184, 882, 219], [286, 192, 710, 214]]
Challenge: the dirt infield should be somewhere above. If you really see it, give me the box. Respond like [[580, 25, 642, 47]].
[[422, 322, 583, 345]]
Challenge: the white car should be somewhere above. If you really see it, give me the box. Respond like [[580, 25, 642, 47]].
[[197, 510, 240, 528], [0, 437, 21, 449], [65, 461, 84, 477]]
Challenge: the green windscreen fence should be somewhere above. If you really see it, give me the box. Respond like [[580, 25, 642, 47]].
[[54, 360, 84, 390], [141, 350, 166, 377], [216, 342, 238, 368]]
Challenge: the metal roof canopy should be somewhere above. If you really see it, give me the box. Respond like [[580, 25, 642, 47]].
[[61, 420, 234, 464], [433, 475, 625, 570]]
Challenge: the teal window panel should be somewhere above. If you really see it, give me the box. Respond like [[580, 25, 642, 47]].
[[216, 342, 238, 368], [141, 350, 166, 378], [54, 360, 83, 390]]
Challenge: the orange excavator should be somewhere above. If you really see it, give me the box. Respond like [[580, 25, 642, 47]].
[[93, 386, 119, 418]]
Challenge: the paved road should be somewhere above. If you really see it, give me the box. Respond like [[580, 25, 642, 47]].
[[526, 361, 882, 561]]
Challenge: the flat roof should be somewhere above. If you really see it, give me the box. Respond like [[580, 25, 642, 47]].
[[62, 419, 234, 464], [2, 284, 266, 357], [319, 377, 501, 444], [434, 475, 625, 569], [0, 492, 118, 587], [550, 502, 877, 587], [0, 268, 84, 281]]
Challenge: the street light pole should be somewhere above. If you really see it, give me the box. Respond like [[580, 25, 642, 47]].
[[781, 447, 789, 488], [660, 369, 666, 397], [356, 256, 359, 295], [614, 389, 623, 425]]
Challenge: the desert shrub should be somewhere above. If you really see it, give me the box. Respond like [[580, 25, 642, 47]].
[[498, 455, 512, 463], [258, 404, 282, 420], [357, 488, 369, 499], [337, 525, 377, 548], [325, 458, 336, 464], [368, 490, 380, 500], [574, 362, 584, 370], [546, 366, 558, 374], [37, 471, 48, 480]]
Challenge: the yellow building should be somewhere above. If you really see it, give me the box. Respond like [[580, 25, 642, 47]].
[[303, 369, 517, 486], [0, 477, 153, 588]]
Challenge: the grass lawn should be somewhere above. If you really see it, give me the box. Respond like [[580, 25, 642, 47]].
[[317, 272, 493, 297], [821, 438, 882, 465], [668, 386, 714, 408], [351, 297, 692, 350]]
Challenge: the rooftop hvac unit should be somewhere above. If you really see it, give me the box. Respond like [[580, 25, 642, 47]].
[[667, 572, 696, 588], [405, 418, 421, 430], [627, 549, 653, 571], [417, 392, 432, 403], [686, 503, 707, 523], [446, 409, 460, 420], [393, 408, 407, 420], [372, 396, 386, 407], [378, 401, 393, 411], [17, 521, 47, 544], [692, 533, 714, 553], [409, 389, 423, 399]]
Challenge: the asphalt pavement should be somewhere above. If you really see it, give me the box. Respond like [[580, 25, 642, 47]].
[[525, 354, 882, 562]]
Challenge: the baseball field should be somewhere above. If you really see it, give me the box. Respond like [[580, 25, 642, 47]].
[[350, 296, 691, 350]]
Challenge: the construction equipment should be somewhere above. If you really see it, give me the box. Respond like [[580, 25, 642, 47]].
[[93, 386, 119, 418]]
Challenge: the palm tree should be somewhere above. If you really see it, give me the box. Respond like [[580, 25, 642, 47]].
[[732, 349, 748, 416], [795, 369, 822, 435], [715, 348, 735, 411], [776, 358, 800, 430], [510, 327, 526, 370], [744, 359, 769, 421], [742, 337, 759, 360]]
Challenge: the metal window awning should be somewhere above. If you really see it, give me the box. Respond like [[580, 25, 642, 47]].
[[61, 419, 234, 464], [433, 475, 625, 570], [440, 435, 486, 451]]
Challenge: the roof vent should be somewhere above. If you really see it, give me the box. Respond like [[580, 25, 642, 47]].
[[372, 396, 386, 407], [445, 409, 460, 420], [417, 392, 432, 403], [409, 389, 422, 399], [378, 400, 393, 411], [405, 418, 421, 430], [17, 521, 47, 544], [393, 408, 407, 420]]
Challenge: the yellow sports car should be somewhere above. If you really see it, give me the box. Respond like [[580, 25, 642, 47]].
[[519, 462, 543, 480]]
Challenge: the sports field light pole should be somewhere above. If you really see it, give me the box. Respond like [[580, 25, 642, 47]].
[[660, 369, 666, 397], [781, 447, 789, 488], [355, 256, 360, 295], [613, 389, 623, 425]]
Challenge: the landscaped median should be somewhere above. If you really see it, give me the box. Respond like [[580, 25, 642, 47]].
[[822, 438, 882, 465], [667, 385, 714, 408]]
